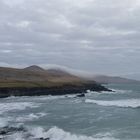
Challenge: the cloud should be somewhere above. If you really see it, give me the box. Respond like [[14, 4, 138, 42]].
[[0, 0, 140, 75]]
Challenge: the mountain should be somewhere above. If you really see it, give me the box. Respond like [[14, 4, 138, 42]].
[[91, 75, 140, 84], [23, 65, 45, 72], [121, 73, 140, 81], [0, 66, 82, 87]]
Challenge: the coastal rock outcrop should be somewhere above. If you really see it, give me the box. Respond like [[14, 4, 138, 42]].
[[0, 83, 111, 98]]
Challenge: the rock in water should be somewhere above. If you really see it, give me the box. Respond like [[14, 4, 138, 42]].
[[76, 93, 85, 97], [39, 138, 50, 140]]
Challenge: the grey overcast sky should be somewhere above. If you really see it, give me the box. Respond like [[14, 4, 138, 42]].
[[0, 0, 140, 75]]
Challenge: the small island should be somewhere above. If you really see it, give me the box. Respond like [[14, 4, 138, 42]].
[[0, 65, 111, 98]]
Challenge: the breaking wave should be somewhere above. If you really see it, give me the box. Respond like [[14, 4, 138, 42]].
[[0, 102, 40, 115], [0, 126, 119, 140], [15, 112, 47, 122], [5, 94, 78, 102], [109, 89, 132, 94], [85, 99, 140, 108], [86, 89, 132, 96]]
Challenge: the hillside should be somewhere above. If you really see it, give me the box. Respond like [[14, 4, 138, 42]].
[[92, 75, 140, 84], [121, 73, 140, 81], [0, 65, 84, 88], [23, 65, 46, 72]]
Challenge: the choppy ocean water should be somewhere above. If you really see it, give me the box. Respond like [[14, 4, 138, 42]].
[[0, 84, 140, 140]]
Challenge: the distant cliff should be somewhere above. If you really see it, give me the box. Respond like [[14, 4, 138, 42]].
[[91, 75, 140, 84]]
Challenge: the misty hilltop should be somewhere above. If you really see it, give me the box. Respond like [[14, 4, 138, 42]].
[[86, 75, 140, 84]]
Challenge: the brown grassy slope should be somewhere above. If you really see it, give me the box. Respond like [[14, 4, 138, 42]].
[[0, 66, 91, 88]]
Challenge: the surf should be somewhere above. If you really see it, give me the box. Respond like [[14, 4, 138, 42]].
[[85, 99, 140, 108]]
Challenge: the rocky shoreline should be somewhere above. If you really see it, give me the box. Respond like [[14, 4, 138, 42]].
[[0, 83, 111, 98], [0, 126, 50, 140]]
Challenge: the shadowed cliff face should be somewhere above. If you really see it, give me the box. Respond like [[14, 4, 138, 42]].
[[0, 83, 110, 98]]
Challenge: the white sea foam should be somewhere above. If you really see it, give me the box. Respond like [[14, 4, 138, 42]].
[[87, 87, 133, 95], [15, 95, 77, 102], [0, 102, 40, 114], [109, 89, 132, 94], [1, 125, 118, 140], [4, 95, 66, 102], [4, 94, 82, 103], [35, 95, 66, 100], [85, 99, 140, 108], [86, 89, 132, 95], [15, 112, 47, 122], [37, 95, 78, 100], [5, 132, 25, 140], [29, 126, 118, 140], [0, 112, 47, 125]]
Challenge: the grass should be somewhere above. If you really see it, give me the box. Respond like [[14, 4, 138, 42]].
[[0, 80, 87, 88], [0, 66, 95, 88]]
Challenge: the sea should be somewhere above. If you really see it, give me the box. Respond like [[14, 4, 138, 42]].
[[0, 84, 140, 140]]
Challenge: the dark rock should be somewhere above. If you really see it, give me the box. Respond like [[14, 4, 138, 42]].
[[0, 83, 112, 98], [0, 130, 7, 135], [0, 126, 51, 140], [76, 93, 85, 97], [39, 138, 50, 140], [0, 126, 26, 135]]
